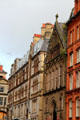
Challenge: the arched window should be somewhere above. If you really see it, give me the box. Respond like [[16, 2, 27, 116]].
[[69, 74, 73, 90], [76, 97, 80, 117], [52, 100, 57, 120], [69, 99, 72, 118]]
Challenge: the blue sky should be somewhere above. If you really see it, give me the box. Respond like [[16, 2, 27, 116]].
[[0, 0, 74, 78]]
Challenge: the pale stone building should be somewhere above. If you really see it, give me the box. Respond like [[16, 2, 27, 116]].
[[8, 53, 30, 120], [0, 65, 8, 119], [8, 23, 53, 120], [29, 23, 53, 120]]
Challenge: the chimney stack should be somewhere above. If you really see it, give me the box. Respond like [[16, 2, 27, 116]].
[[0, 65, 3, 71]]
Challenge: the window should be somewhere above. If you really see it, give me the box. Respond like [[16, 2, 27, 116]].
[[0, 86, 4, 92], [32, 100, 37, 113], [70, 53, 73, 66], [61, 97, 63, 110], [25, 85, 27, 96], [4, 97, 6, 105], [76, 71, 80, 88], [0, 97, 3, 105], [34, 58, 39, 73], [76, 98, 80, 117], [33, 80, 38, 92], [70, 74, 73, 90], [77, 49, 80, 63], [70, 32, 72, 44], [69, 100, 72, 118], [0, 76, 3, 79], [77, 26, 79, 40]]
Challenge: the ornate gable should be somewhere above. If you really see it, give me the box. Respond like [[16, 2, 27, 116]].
[[45, 20, 67, 67]]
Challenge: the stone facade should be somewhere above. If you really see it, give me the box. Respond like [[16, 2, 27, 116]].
[[43, 18, 67, 120], [8, 59, 29, 120], [29, 23, 53, 120], [8, 23, 53, 120], [66, 0, 80, 120], [0, 65, 8, 120]]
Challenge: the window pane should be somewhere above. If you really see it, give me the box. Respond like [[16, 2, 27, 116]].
[[76, 98, 80, 117], [0, 87, 4, 92], [76, 72, 80, 88], [70, 74, 73, 90], [0, 97, 3, 105], [69, 100, 72, 118], [70, 53, 73, 66]]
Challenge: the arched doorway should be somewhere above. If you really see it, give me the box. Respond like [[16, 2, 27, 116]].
[[52, 100, 57, 120]]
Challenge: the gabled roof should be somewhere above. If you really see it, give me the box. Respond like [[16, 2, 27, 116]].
[[67, 8, 80, 25], [55, 21, 67, 49]]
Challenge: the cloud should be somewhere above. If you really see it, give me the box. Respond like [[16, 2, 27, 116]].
[[0, 0, 74, 76]]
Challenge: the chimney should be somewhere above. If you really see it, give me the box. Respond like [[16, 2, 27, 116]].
[[33, 34, 41, 45], [0, 65, 3, 71]]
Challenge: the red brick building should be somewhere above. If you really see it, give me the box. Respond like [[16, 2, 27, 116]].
[[66, 0, 80, 120]]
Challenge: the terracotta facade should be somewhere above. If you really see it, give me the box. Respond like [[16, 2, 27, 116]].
[[66, 0, 80, 120]]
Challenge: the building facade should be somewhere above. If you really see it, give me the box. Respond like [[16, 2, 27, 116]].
[[0, 65, 8, 120], [29, 23, 53, 120], [66, 0, 80, 120], [8, 55, 30, 120], [8, 23, 53, 120], [43, 17, 67, 120]]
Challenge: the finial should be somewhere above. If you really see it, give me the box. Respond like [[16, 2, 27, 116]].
[[56, 14, 59, 21]]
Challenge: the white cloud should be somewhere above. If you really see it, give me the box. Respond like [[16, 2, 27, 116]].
[[0, 0, 74, 76]]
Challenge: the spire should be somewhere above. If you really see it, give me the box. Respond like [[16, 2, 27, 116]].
[[56, 14, 59, 22]]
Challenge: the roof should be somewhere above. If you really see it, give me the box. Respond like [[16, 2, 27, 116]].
[[41, 23, 54, 28], [55, 21, 67, 49], [0, 65, 7, 74], [67, 8, 80, 25], [33, 34, 41, 38], [33, 38, 49, 57]]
